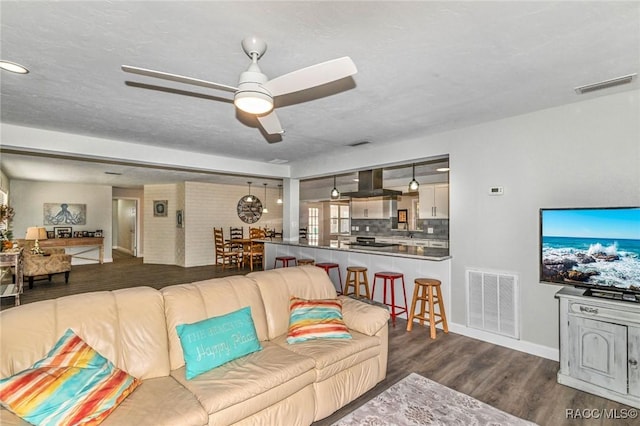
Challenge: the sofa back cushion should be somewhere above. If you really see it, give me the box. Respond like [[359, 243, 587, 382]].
[[161, 275, 269, 371], [248, 266, 338, 340], [0, 286, 170, 380]]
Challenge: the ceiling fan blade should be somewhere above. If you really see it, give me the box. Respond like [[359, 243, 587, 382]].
[[121, 65, 238, 93], [261, 57, 357, 97], [257, 111, 284, 135]]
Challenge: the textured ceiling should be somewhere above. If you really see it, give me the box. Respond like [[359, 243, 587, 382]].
[[1, 1, 639, 187]]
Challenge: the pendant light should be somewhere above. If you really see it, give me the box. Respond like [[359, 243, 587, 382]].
[[262, 183, 269, 213], [330, 175, 340, 200], [276, 184, 283, 204], [246, 181, 253, 202], [408, 164, 420, 191]]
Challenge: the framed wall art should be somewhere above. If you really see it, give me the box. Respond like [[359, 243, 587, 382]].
[[43, 203, 86, 225], [397, 209, 408, 224], [153, 200, 168, 217]]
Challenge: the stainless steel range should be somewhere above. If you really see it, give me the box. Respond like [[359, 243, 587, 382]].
[[346, 237, 398, 248]]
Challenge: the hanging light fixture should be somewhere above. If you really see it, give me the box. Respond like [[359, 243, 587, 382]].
[[408, 164, 420, 191], [262, 183, 269, 213], [276, 184, 283, 204], [246, 181, 253, 202], [330, 175, 340, 200]]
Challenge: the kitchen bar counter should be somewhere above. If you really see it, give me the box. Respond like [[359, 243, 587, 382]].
[[263, 239, 451, 325], [263, 238, 450, 261]]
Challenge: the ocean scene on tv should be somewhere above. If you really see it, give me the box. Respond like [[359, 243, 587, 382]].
[[541, 207, 640, 293]]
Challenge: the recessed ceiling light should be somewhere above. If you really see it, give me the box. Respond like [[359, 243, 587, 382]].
[[0, 60, 29, 74], [436, 167, 450, 172]]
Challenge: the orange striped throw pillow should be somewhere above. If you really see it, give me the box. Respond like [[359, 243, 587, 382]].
[[286, 297, 352, 344], [0, 329, 140, 425]]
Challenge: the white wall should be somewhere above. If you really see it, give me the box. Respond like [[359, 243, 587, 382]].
[[292, 89, 639, 359], [9, 180, 113, 263], [447, 90, 639, 355], [184, 182, 282, 267]]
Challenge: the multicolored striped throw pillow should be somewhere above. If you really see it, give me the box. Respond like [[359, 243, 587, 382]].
[[286, 297, 352, 344], [0, 328, 140, 426]]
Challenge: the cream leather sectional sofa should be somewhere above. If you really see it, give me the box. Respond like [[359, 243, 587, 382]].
[[0, 266, 390, 425]]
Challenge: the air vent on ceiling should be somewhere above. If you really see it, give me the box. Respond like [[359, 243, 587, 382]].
[[348, 141, 371, 147], [574, 73, 636, 94], [104, 171, 122, 175], [268, 158, 289, 164]]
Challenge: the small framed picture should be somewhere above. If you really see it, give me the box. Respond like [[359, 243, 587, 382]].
[[397, 209, 408, 224], [46, 231, 55, 239], [176, 209, 184, 228], [154, 200, 168, 217], [54, 226, 72, 238], [95, 230, 103, 237]]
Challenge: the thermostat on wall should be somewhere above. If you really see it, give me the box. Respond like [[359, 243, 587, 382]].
[[488, 186, 504, 195]]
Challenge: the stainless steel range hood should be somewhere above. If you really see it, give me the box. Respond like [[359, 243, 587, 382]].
[[343, 169, 402, 198]]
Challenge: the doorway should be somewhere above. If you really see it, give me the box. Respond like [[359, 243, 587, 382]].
[[112, 198, 139, 257]]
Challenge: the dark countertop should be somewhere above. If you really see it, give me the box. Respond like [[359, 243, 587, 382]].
[[262, 239, 451, 261]]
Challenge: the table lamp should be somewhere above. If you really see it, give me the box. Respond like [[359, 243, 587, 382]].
[[25, 226, 48, 254]]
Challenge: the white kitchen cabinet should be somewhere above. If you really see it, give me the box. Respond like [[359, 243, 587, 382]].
[[418, 184, 449, 219], [556, 287, 640, 408]]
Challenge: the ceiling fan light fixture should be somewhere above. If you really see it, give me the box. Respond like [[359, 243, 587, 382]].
[[234, 90, 273, 115]]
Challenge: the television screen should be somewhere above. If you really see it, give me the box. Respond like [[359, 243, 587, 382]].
[[540, 207, 640, 297]]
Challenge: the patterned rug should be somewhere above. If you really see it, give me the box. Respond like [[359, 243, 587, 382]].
[[332, 373, 538, 426]]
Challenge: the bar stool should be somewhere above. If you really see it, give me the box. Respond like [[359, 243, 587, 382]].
[[315, 262, 343, 294], [274, 256, 297, 268], [372, 271, 408, 326], [297, 258, 315, 266], [407, 278, 448, 339], [344, 266, 370, 299]]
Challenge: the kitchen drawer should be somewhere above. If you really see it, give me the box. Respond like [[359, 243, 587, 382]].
[[429, 240, 449, 248]]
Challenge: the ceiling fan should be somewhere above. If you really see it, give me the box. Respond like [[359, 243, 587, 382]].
[[122, 36, 357, 135]]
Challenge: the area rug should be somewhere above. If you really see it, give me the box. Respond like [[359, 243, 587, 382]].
[[332, 373, 538, 426]]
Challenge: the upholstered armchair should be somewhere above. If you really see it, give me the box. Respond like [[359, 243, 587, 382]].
[[22, 242, 71, 289]]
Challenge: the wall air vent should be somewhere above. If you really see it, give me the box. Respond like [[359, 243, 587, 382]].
[[466, 269, 519, 339], [574, 73, 636, 95]]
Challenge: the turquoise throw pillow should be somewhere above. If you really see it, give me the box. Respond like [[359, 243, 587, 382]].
[[176, 306, 262, 380]]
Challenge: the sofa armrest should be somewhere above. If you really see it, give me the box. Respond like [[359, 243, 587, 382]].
[[339, 296, 389, 336]]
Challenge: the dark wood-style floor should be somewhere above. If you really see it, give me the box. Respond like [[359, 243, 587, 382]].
[[3, 251, 636, 425]]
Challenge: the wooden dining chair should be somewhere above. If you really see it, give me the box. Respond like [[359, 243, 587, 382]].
[[214, 227, 239, 269], [229, 226, 244, 251], [244, 227, 265, 271]]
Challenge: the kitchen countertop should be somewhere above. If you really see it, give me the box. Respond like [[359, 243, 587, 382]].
[[262, 238, 451, 261]]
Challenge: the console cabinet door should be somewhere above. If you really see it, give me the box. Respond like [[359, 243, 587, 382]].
[[630, 326, 640, 397], [568, 315, 627, 394]]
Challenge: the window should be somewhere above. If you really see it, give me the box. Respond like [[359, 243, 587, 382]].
[[308, 207, 319, 245], [330, 204, 350, 235]]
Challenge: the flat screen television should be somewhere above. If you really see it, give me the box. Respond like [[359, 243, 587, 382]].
[[540, 206, 640, 303]]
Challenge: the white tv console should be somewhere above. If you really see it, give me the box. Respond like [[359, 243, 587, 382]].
[[556, 287, 640, 408]]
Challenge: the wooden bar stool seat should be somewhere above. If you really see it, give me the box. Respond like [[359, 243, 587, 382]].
[[297, 258, 315, 265], [372, 271, 408, 326], [274, 256, 297, 268], [344, 266, 370, 299], [407, 278, 448, 339], [315, 262, 343, 294]]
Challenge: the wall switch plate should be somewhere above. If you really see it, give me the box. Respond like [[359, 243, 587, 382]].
[[427, 227, 434, 234], [365, 226, 370, 232]]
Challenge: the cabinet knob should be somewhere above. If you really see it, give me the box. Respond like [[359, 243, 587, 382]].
[[630, 359, 638, 367]]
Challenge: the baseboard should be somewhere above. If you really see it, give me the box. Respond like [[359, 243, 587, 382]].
[[448, 323, 559, 361]]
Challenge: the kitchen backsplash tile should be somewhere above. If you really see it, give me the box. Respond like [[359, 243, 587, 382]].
[[351, 218, 449, 240]]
